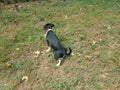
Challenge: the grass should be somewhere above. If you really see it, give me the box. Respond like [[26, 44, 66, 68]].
[[0, 0, 120, 89]]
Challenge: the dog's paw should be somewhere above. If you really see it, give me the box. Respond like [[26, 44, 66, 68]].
[[46, 49, 50, 53], [56, 59, 62, 67], [46, 47, 51, 53], [56, 63, 61, 67]]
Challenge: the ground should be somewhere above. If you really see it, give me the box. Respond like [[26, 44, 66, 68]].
[[0, 0, 120, 90]]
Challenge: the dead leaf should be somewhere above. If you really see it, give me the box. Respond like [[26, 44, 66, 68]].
[[16, 48, 20, 51], [76, 53, 81, 57], [118, 61, 120, 66], [22, 76, 28, 82], [40, 49, 45, 54], [84, 55, 92, 59], [65, 15, 68, 19], [107, 26, 111, 30], [35, 50, 40, 55], [99, 39, 102, 42], [92, 40, 96, 45], [114, 81, 118, 90], [34, 50, 40, 57], [111, 37, 114, 39], [34, 49, 45, 57], [101, 73, 109, 79], [6, 62, 12, 68], [101, 74, 106, 78]]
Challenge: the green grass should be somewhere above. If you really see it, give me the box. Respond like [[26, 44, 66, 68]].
[[0, 0, 120, 90]]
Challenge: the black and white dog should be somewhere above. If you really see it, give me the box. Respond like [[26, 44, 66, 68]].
[[44, 23, 73, 66]]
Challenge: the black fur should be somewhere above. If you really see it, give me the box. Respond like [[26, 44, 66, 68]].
[[44, 23, 72, 61], [44, 23, 54, 31]]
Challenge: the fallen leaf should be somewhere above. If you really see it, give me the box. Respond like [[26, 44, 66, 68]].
[[76, 53, 81, 57], [34, 50, 40, 58], [84, 55, 92, 58], [65, 15, 68, 19], [22, 76, 28, 82], [101, 74, 106, 78], [16, 48, 20, 51], [101, 73, 109, 79], [6, 62, 12, 68], [107, 26, 111, 30], [92, 40, 96, 45], [114, 81, 118, 90], [35, 50, 40, 55], [118, 61, 120, 66], [40, 49, 45, 54], [99, 39, 102, 42], [111, 37, 114, 39], [34, 49, 45, 57]]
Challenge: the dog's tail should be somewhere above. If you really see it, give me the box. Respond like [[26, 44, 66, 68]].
[[66, 47, 72, 55]]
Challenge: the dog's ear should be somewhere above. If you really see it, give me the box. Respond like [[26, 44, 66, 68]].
[[51, 24, 54, 28], [44, 23, 55, 30]]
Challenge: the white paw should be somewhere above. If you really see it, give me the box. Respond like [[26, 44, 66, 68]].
[[56, 59, 62, 67], [46, 47, 51, 52], [56, 63, 60, 67], [46, 49, 50, 52]]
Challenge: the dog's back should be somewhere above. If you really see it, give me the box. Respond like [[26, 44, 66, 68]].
[[46, 31, 63, 50]]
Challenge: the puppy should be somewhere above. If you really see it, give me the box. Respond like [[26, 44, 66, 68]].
[[44, 23, 72, 66]]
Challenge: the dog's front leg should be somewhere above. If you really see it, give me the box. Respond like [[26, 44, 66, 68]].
[[46, 47, 51, 52], [56, 58, 63, 67], [46, 40, 51, 52]]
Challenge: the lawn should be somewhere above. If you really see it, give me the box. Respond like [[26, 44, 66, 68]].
[[0, 0, 120, 90]]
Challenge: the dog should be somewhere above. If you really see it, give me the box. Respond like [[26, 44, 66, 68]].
[[44, 23, 73, 66]]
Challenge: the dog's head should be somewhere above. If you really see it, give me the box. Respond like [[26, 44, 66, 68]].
[[43, 23, 54, 31]]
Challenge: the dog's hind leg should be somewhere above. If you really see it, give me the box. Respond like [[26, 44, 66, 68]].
[[46, 47, 51, 52], [54, 51, 63, 66], [56, 58, 63, 67]]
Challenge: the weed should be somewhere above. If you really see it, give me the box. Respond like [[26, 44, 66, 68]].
[[11, 59, 35, 73], [102, 38, 111, 44], [91, 44, 98, 50], [118, 37, 120, 43], [89, 75, 101, 89], [52, 81, 66, 90], [0, 39, 14, 62], [69, 77, 78, 87]]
